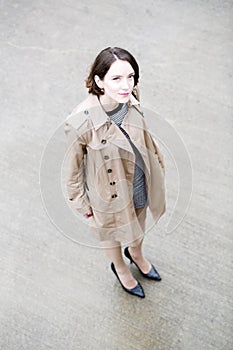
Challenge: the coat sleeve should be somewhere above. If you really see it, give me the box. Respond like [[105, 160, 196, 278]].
[[64, 121, 91, 216]]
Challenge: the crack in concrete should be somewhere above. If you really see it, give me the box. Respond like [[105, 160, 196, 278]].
[[1, 40, 92, 54]]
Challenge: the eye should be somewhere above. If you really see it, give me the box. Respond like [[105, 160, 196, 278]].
[[128, 74, 135, 79], [112, 77, 120, 81]]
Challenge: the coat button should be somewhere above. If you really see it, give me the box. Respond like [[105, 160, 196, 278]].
[[107, 169, 112, 173], [111, 194, 117, 198], [104, 155, 109, 160], [101, 139, 107, 144], [110, 181, 116, 185], [84, 110, 89, 115]]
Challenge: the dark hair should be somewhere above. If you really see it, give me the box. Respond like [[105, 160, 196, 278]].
[[85, 47, 140, 98]]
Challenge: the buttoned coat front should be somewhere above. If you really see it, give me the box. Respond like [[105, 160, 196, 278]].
[[64, 93, 166, 244]]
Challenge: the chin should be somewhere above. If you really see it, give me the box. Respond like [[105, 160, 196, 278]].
[[117, 95, 131, 103]]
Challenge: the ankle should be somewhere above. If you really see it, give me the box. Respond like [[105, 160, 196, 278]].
[[129, 247, 142, 260], [114, 261, 128, 273]]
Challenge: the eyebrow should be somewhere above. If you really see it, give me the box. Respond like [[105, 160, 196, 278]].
[[111, 72, 135, 77]]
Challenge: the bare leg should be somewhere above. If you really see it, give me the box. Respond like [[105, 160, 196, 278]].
[[129, 207, 152, 274], [102, 240, 138, 289]]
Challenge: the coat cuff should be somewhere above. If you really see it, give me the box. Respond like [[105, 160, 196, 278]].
[[68, 197, 92, 216]]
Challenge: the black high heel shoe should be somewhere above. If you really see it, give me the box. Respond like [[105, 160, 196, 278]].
[[124, 247, 162, 281], [110, 263, 145, 298]]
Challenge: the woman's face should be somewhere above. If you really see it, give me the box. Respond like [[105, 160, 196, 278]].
[[96, 59, 135, 105]]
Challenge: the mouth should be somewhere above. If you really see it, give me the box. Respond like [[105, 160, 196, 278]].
[[119, 93, 130, 97]]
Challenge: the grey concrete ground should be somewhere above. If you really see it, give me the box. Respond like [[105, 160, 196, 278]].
[[0, 0, 233, 349]]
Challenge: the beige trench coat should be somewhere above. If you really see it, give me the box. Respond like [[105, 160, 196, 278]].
[[64, 93, 165, 245]]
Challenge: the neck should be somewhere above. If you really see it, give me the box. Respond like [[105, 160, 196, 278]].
[[99, 95, 119, 112]]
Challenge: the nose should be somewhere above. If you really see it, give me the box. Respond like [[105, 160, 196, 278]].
[[121, 78, 129, 90]]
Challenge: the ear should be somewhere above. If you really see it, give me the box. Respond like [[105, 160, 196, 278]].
[[94, 75, 103, 89]]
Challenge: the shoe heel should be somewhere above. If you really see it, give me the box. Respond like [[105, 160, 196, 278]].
[[124, 247, 133, 263]]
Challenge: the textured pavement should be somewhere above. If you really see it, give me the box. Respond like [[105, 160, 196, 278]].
[[0, 1, 233, 349]]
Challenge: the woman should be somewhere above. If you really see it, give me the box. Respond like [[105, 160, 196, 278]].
[[65, 47, 165, 298]]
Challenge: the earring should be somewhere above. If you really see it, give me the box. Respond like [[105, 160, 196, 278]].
[[100, 88, 104, 93]]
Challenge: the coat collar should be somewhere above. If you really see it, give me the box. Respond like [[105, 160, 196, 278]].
[[82, 93, 140, 130]]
